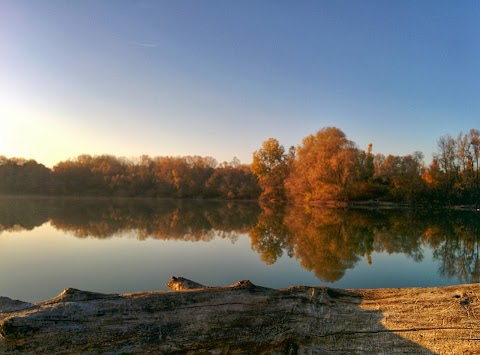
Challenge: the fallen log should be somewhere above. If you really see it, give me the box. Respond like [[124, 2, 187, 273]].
[[1, 278, 479, 354]]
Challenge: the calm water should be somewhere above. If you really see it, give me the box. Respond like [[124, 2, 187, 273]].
[[1, 197, 479, 302]]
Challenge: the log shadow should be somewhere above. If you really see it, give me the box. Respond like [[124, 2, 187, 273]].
[[296, 287, 436, 354]]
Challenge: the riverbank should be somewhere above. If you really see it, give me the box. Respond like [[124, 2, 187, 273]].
[[309, 199, 480, 212], [1, 278, 479, 354]]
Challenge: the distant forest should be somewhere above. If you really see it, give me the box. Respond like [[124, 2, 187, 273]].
[[2, 127, 480, 205], [0, 154, 260, 199]]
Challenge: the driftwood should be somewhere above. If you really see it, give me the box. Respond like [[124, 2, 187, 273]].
[[1, 278, 479, 354]]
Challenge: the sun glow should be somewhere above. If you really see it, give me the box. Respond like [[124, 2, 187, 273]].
[[0, 102, 85, 167]]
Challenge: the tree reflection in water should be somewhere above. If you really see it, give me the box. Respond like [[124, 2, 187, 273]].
[[0, 197, 260, 242], [250, 204, 480, 284], [1, 197, 480, 285]]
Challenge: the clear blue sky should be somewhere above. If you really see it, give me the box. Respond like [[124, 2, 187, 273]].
[[1, 0, 479, 167]]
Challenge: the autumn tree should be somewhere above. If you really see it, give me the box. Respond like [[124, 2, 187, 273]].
[[285, 127, 359, 204], [0, 157, 52, 195], [374, 152, 425, 203], [52, 156, 95, 195], [471, 129, 480, 189], [51, 154, 258, 199], [427, 130, 480, 204], [364, 143, 375, 180], [206, 165, 260, 199], [346, 143, 386, 201], [251, 138, 290, 202], [433, 134, 457, 202]]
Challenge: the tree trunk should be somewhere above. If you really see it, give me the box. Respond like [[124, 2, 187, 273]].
[[1, 278, 479, 354]]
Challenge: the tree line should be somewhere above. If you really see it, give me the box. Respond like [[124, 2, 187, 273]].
[[2, 126, 479, 204], [252, 127, 480, 206], [0, 155, 260, 199]]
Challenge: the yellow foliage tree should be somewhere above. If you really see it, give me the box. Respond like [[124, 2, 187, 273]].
[[251, 138, 290, 202]]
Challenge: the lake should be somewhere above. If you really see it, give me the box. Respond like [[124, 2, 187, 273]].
[[1, 197, 479, 302]]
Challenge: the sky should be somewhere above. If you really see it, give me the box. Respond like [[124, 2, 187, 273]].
[[1, 0, 479, 168]]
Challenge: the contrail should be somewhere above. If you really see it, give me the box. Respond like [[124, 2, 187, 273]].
[[132, 42, 159, 48]]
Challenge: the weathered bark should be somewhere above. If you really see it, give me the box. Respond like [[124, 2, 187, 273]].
[[1, 278, 479, 354]]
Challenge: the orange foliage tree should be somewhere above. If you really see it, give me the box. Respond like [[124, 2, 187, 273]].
[[285, 127, 360, 204]]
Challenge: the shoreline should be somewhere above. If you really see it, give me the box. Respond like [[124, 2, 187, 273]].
[[310, 199, 480, 212], [2, 195, 479, 213]]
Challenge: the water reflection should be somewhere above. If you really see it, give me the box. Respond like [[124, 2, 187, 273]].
[[0, 197, 260, 242], [251, 205, 480, 284], [1, 197, 479, 285]]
